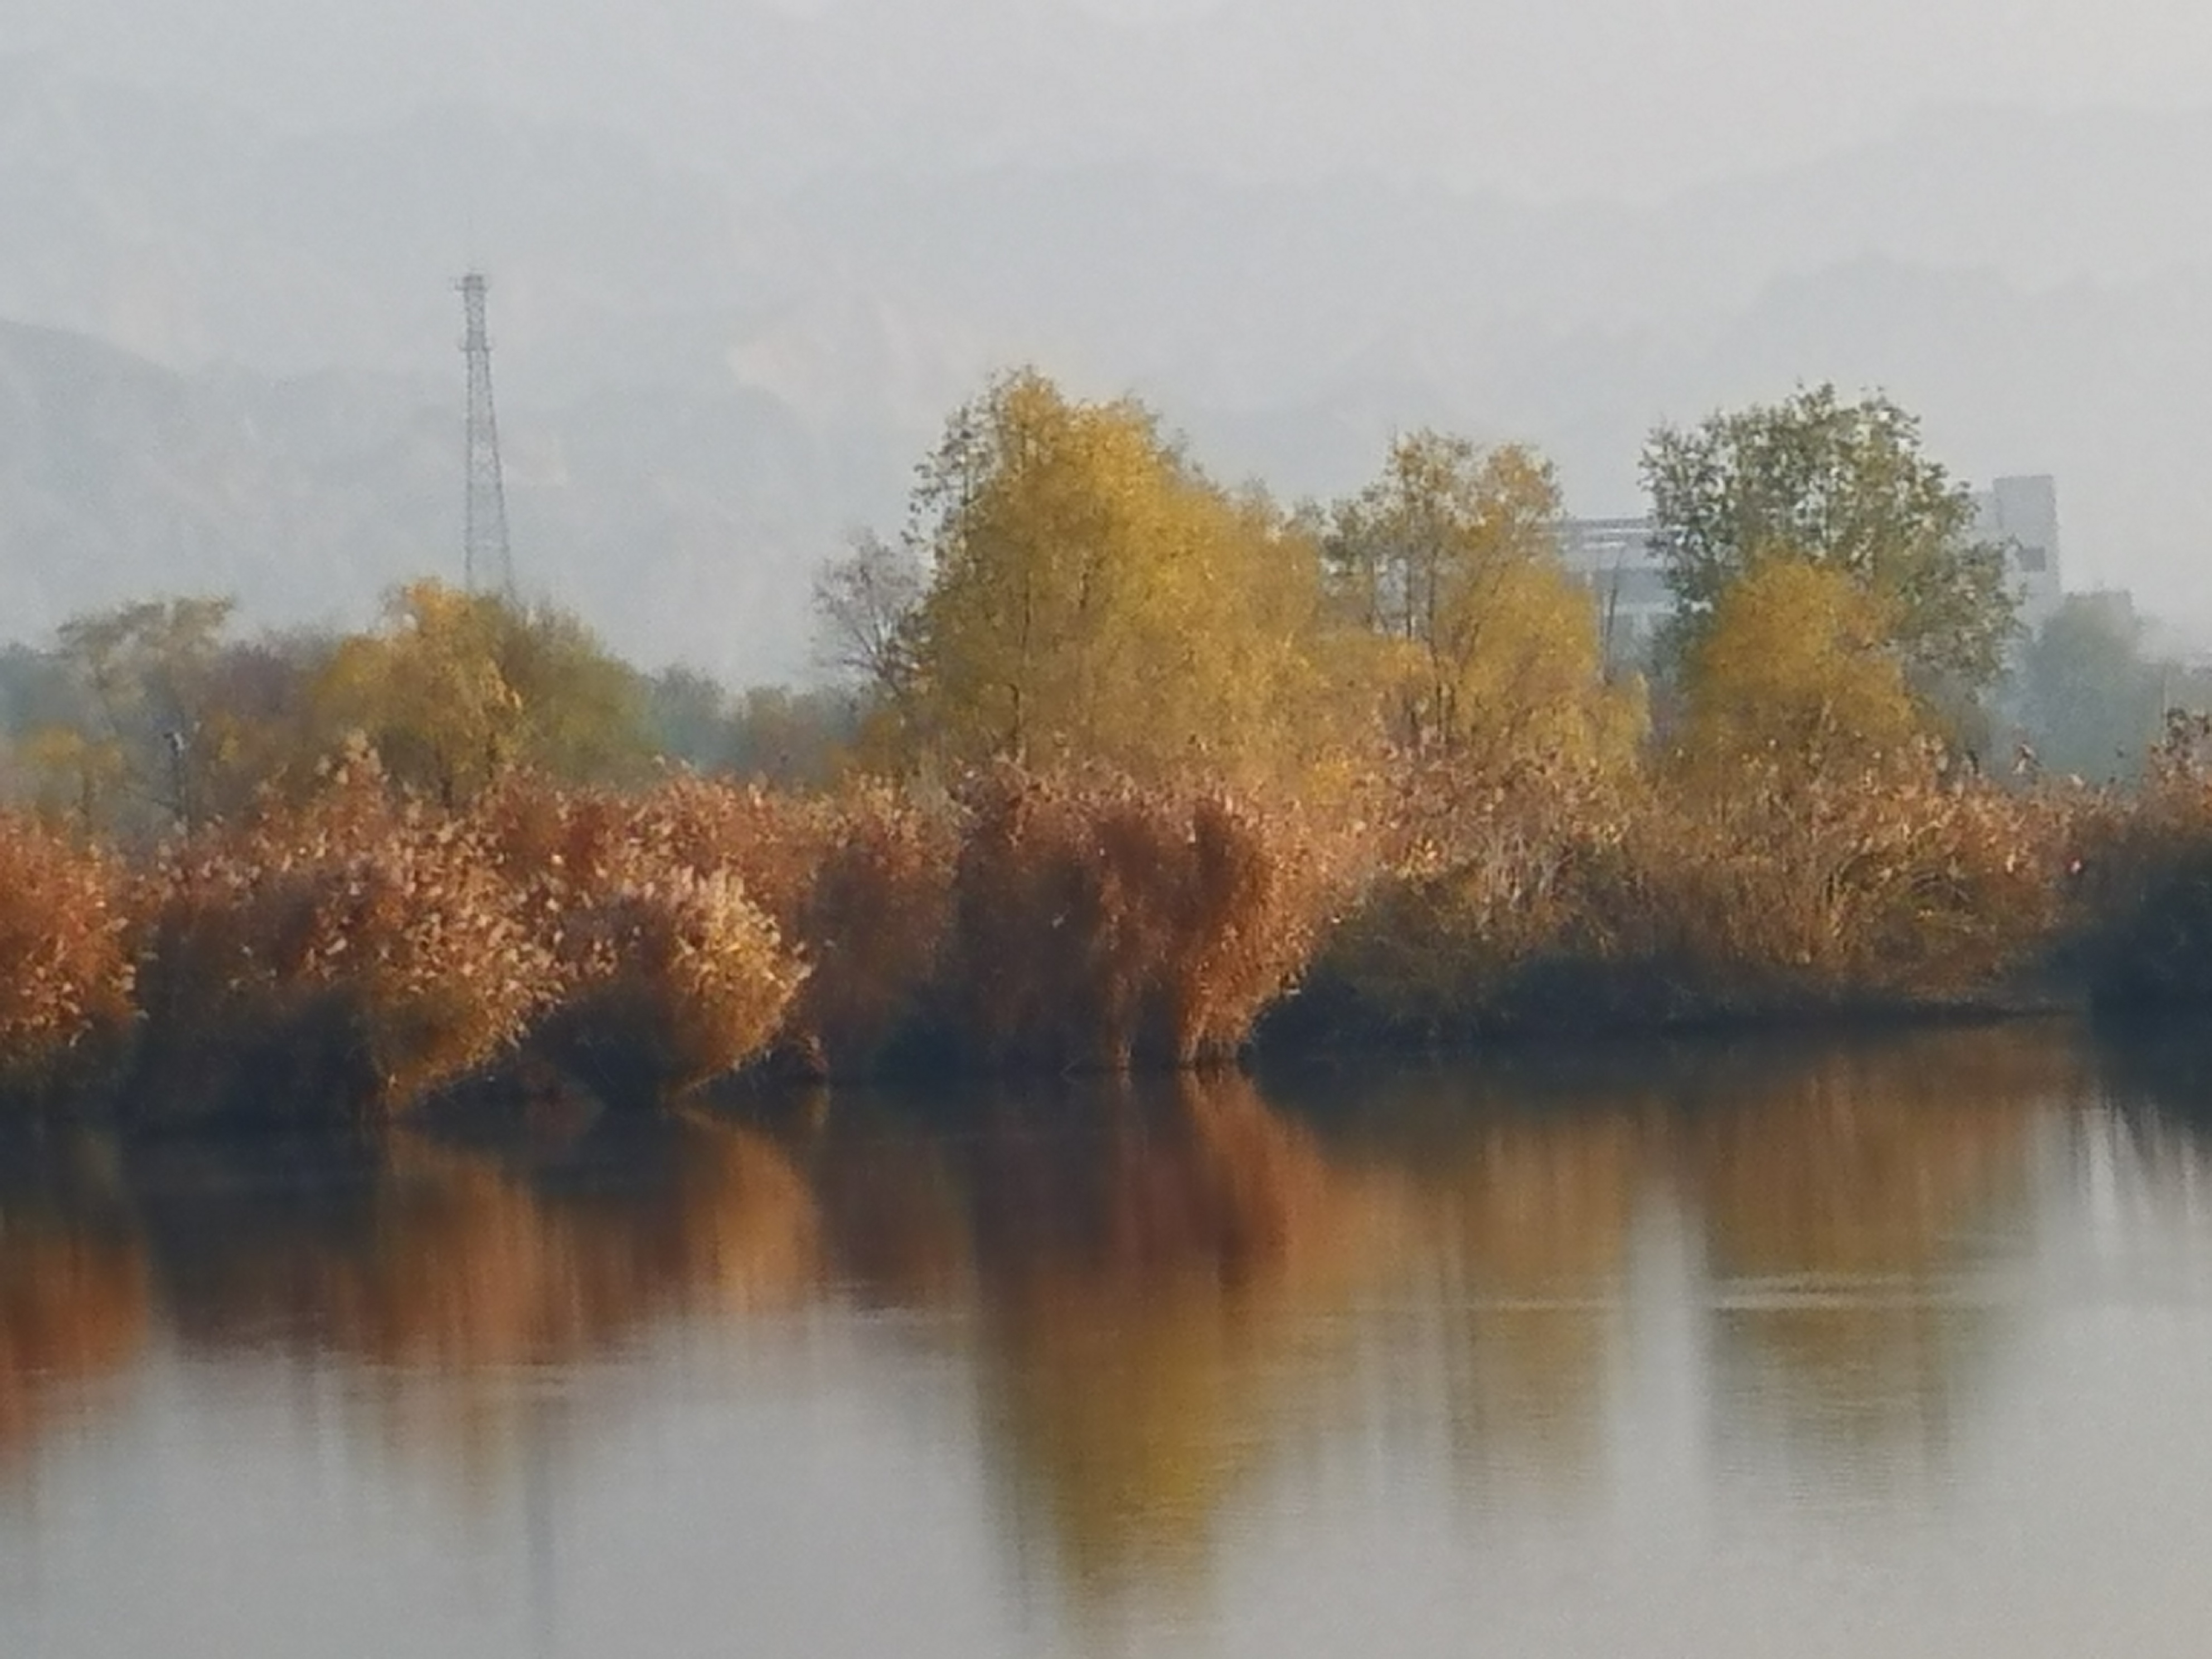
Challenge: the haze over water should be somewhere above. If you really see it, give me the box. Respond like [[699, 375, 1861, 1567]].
[[3, 1025, 2211, 1655]]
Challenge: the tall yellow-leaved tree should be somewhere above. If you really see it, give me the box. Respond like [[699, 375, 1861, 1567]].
[[892, 371, 1337, 783], [1322, 431, 1643, 775]]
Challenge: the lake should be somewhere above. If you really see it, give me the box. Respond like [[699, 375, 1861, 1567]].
[[5, 1022, 2212, 1656]]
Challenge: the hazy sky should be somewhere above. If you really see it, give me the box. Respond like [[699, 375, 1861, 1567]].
[[20, 0, 2212, 197], [13, 0, 2212, 661]]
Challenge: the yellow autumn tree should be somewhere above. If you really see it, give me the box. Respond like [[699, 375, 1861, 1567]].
[[313, 581, 647, 804], [1322, 432, 1643, 776], [892, 371, 1337, 784], [1677, 554, 1928, 782]]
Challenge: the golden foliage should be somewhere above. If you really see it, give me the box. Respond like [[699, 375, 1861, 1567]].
[[899, 371, 1340, 785], [1676, 554, 1927, 783], [0, 813, 133, 1094], [1325, 432, 1645, 774], [129, 750, 560, 1118]]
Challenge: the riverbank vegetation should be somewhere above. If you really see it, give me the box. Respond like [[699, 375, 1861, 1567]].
[[4, 374, 2212, 1120]]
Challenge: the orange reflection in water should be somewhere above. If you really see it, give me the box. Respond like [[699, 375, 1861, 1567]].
[[1680, 1030, 2066, 1462], [0, 1026, 2092, 1612], [0, 1223, 147, 1469], [961, 1072, 1408, 1613]]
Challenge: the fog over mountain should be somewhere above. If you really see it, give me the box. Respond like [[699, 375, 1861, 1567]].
[[6, 3, 2212, 677]]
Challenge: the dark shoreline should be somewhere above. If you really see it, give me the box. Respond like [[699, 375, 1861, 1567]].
[[0, 988, 2111, 1139]]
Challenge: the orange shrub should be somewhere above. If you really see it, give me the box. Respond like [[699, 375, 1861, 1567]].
[[0, 814, 132, 1097], [129, 754, 557, 1119], [946, 767, 1338, 1070], [487, 776, 951, 1079], [478, 778, 806, 1097], [534, 867, 801, 1100]]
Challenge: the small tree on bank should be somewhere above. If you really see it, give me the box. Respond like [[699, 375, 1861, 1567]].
[[1677, 555, 1927, 784]]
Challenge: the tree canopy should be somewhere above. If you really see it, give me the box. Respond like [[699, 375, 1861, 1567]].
[[1321, 431, 1643, 774], [1677, 555, 1927, 782], [314, 581, 648, 804], [888, 370, 1336, 782], [1643, 385, 2017, 696]]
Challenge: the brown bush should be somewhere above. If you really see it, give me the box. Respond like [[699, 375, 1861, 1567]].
[[0, 813, 132, 1097], [784, 783, 957, 1072], [1308, 759, 1610, 1032], [486, 775, 952, 1079], [1312, 755, 2070, 1038], [536, 867, 802, 1100], [1574, 764, 2067, 1011], [129, 753, 558, 1120], [478, 777, 807, 1098], [946, 767, 1340, 1070]]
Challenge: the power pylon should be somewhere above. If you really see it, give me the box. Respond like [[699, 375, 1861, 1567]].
[[458, 271, 514, 596]]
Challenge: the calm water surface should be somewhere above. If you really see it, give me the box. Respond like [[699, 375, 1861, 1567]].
[[7, 1024, 2212, 1656]]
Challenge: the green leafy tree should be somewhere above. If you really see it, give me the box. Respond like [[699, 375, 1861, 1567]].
[[2014, 594, 2163, 783], [1643, 385, 2016, 698], [12, 599, 333, 836], [314, 582, 648, 804]]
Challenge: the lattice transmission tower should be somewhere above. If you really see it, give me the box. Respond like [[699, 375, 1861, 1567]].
[[458, 271, 515, 596]]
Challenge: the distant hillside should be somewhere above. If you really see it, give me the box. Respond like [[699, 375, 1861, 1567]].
[[8, 58, 2212, 660], [0, 319, 905, 680]]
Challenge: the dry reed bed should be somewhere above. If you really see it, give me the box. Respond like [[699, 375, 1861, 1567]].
[[13, 757, 2212, 1121], [944, 767, 1343, 1071], [1305, 759, 2081, 1039], [128, 754, 557, 1119], [0, 763, 1337, 1119]]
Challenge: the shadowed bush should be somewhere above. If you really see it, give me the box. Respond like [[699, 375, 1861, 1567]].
[[0, 814, 133, 1101], [2065, 757, 2212, 1014]]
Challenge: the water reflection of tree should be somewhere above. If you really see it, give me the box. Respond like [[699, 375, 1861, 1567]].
[[957, 1071, 1401, 1627], [112, 1116, 833, 1481], [1679, 1030, 2064, 1478], [0, 1135, 147, 1474], [0, 1027, 2084, 1610], [1413, 1105, 1646, 1492], [1280, 1029, 2069, 1496], [1290, 1065, 1655, 1501]]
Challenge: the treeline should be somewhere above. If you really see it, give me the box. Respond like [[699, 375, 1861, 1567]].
[[4, 373, 2212, 1120]]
